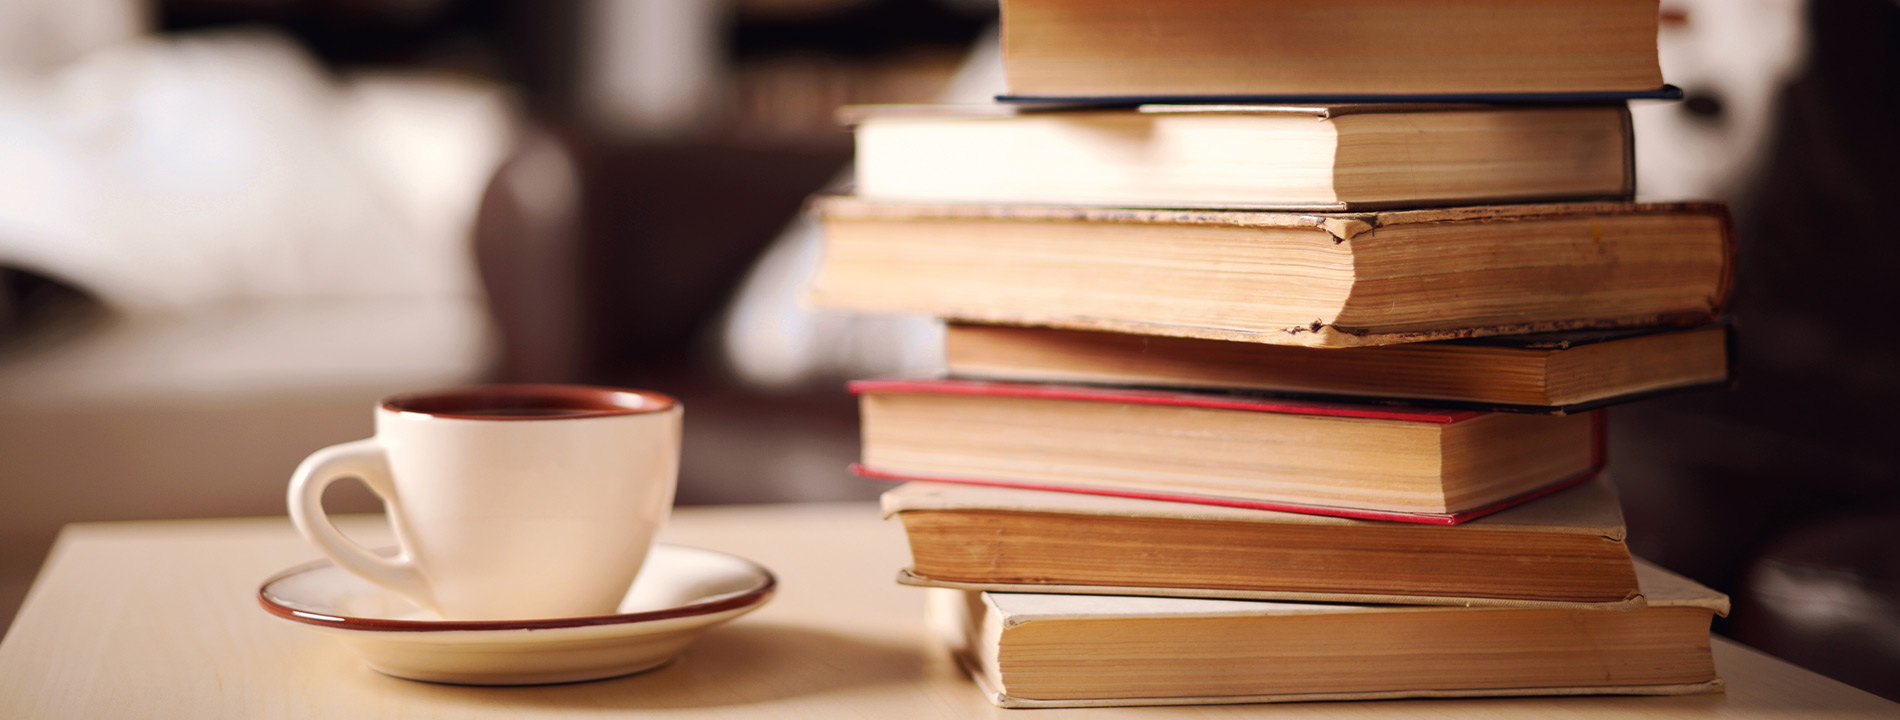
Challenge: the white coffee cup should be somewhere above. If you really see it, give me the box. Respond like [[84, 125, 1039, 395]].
[[287, 384, 681, 620]]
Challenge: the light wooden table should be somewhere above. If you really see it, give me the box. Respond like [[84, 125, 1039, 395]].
[[2, 503, 1895, 718]]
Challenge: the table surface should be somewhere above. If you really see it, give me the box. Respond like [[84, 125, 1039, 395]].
[[3, 503, 1896, 719]]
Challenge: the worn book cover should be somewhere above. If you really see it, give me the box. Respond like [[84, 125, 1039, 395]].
[[885, 476, 1639, 607], [930, 560, 1727, 708], [941, 323, 1733, 414], [845, 103, 1635, 210], [854, 378, 1605, 524], [813, 198, 1733, 348]]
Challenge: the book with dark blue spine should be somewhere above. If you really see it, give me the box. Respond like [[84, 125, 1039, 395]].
[[1000, 0, 1668, 102]]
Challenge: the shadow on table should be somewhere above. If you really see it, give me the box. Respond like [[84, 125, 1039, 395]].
[[368, 622, 958, 709]]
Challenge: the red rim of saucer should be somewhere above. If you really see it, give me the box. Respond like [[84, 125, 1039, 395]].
[[256, 545, 775, 632]]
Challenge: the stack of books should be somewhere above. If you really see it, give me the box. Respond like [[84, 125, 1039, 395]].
[[811, 0, 1735, 708]]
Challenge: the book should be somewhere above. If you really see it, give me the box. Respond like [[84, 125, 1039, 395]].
[[929, 560, 1726, 708], [998, 0, 1665, 102], [810, 199, 1732, 348], [848, 103, 1634, 210], [943, 324, 1732, 414], [885, 477, 1641, 607], [853, 378, 1603, 522]]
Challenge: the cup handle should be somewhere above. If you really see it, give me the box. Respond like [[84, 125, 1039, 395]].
[[286, 439, 437, 613]]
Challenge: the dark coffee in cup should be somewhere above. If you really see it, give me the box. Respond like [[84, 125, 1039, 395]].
[[382, 385, 673, 421]]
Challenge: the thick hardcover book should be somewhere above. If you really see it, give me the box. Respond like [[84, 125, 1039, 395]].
[[930, 560, 1727, 708], [885, 476, 1641, 608], [943, 324, 1732, 414], [846, 103, 1634, 210], [999, 0, 1664, 101], [811, 198, 1733, 348], [853, 378, 1604, 523]]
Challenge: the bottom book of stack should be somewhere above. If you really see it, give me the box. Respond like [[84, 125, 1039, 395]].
[[927, 561, 1727, 708]]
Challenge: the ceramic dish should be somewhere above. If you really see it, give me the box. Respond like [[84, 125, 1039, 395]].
[[258, 544, 775, 685]]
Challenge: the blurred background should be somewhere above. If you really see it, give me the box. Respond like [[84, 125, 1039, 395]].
[[0, 0, 1894, 701]]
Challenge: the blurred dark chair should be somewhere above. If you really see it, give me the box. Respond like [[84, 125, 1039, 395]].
[[472, 127, 868, 506], [1732, 513, 1900, 700], [1614, 0, 1900, 701]]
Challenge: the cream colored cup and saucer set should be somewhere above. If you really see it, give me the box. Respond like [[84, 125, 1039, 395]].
[[256, 385, 774, 685]]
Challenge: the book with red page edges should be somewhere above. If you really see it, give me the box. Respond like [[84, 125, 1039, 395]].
[[850, 378, 1605, 525]]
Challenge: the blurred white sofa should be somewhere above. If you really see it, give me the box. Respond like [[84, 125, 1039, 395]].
[[0, 31, 516, 629]]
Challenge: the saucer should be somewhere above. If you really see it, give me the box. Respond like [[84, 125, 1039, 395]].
[[258, 544, 775, 685]]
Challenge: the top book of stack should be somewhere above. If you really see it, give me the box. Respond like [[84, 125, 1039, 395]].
[[999, 0, 1671, 103]]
